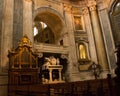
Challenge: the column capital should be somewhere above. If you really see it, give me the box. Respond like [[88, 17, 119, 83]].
[[88, 0, 97, 11], [63, 4, 72, 13], [82, 7, 89, 15]]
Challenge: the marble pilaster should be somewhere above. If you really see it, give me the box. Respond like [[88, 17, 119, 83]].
[[0, 0, 14, 95], [1, 0, 14, 73], [63, 4, 80, 81], [98, 2, 116, 73], [0, 0, 4, 72], [82, 7, 98, 63], [13, 0, 23, 48], [88, 0, 108, 70], [23, 0, 33, 43]]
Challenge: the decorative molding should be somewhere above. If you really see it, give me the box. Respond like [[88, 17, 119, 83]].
[[88, 0, 97, 11], [72, 7, 82, 14], [89, 5, 96, 11], [82, 7, 89, 15], [61, 54, 68, 60], [18, 35, 32, 48], [63, 4, 72, 12], [38, 52, 43, 58], [75, 37, 88, 43], [88, 0, 97, 7]]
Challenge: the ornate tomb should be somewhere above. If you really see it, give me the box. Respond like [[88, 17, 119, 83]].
[[42, 56, 65, 84]]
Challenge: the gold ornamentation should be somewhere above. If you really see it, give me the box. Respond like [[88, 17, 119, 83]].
[[89, 5, 96, 11], [82, 7, 89, 15], [18, 35, 32, 48], [88, 0, 97, 11], [63, 4, 72, 12], [8, 35, 38, 69]]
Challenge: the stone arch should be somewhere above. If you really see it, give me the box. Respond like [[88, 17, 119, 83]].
[[33, 7, 67, 44], [108, 0, 118, 14], [109, 0, 120, 46]]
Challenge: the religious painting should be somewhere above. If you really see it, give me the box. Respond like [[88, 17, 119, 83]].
[[74, 16, 83, 30]]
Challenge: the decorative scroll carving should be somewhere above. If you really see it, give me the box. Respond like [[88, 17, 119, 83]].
[[42, 56, 64, 84], [8, 35, 39, 94], [18, 34, 32, 48], [88, 0, 97, 11], [8, 35, 38, 69], [82, 7, 89, 15], [72, 7, 82, 14], [63, 4, 72, 12]]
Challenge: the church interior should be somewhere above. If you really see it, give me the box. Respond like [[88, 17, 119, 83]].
[[0, 0, 120, 96]]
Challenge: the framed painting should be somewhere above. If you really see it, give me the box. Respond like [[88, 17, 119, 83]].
[[74, 16, 84, 30]]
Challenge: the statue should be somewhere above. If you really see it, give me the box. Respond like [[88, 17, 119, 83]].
[[42, 57, 51, 67], [50, 56, 57, 65], [43, 56, 58, 66], [56, 58, 60, 65]]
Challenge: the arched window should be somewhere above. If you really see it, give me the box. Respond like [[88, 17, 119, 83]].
[[78, 43, 88, 60], [33, 21, 55, 44]]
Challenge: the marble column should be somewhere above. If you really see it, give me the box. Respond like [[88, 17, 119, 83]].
[[58, 69, 62, 81], [49, 69, 52, 82], [1, 0, 14, 73], [88, 0, 108, 70], [98, 2, 116, 73], [0, 0, 14, 96], [63, 4, 80, 81], [82, 7, 98, 63], [23, 0, 33, 43]]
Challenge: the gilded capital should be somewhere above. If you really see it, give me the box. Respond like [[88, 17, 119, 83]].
[[87, 0, 97, 11], [89, 5, 96, 11], [82, 7, 89, 15], [63, 4, 72, 13]]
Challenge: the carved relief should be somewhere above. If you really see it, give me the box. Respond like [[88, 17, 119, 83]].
[[88, 0, 97, 11], [72, 7, 82, 14], [64, 4, 72, 12], [82, 7, 89, 15]]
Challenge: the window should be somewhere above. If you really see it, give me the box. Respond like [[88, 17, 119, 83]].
[[79, 43, 88, 60], [34, 27, 38, 36]]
